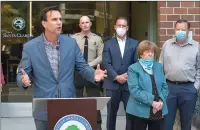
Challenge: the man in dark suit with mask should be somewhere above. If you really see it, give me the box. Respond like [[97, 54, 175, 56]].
[[103, 16, 138, 130]]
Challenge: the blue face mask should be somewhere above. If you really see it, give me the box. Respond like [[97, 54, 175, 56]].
[[175, 30, 187, 41], [139, 58, 154, 74]]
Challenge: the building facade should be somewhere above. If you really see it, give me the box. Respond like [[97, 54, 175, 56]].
[[157, 1, 200, 47], [1, 1, 199, 118]]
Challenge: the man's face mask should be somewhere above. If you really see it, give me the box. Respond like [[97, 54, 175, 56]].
[[116, 27, 127, 37], [175, 30, 187, 41]]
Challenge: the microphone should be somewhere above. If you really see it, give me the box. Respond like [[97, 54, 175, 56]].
[[56, 45, 59, 50]]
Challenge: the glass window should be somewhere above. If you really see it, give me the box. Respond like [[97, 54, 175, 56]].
[[1, 1, 32, 102], [32, 2, 98, 37]]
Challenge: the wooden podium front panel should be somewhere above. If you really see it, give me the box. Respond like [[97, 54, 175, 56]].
[[48, 99, 97, 130]]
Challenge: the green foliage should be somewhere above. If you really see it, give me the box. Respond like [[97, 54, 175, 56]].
[[65, 125, 80, 130]]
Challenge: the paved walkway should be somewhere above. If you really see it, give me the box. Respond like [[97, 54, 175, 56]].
[[1, 116, 198, 130], [1, 116, 126, 130]]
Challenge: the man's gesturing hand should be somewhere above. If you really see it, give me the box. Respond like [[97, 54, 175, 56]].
[[94, 64, 107, 82], [21, 69, 31, 87]]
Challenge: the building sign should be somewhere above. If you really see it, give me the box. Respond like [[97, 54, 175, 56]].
[[12, 17, 25, 31], [2, 31, 32, 38], [54, 114, 92, 130], [2, 17, 33, 38]]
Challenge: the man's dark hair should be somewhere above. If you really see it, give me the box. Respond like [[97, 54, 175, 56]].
[[175, 19, 190, 29], [114, 16, 128, 25], [40, 6, 60, 22]]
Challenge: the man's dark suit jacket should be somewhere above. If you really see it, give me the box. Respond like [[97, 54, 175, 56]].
[[103, 37, 138, 91]]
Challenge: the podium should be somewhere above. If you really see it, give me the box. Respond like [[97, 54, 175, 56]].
[[33, 97, 110, 130]]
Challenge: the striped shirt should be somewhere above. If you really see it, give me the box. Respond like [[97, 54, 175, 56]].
[[159, 38, 200, 90], [43, 34, 59, 78]]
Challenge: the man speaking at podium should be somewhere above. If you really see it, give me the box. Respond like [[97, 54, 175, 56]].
[[16, 6, 107, 130]]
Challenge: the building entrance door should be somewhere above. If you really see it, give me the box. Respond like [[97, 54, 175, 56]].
[[1, 1, 33, 117]]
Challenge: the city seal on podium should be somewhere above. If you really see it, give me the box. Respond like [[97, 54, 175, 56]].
[[54, 114, 92, 130]]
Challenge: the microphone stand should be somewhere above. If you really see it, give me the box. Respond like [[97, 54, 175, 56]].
[[56, 43, 61, 98]]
